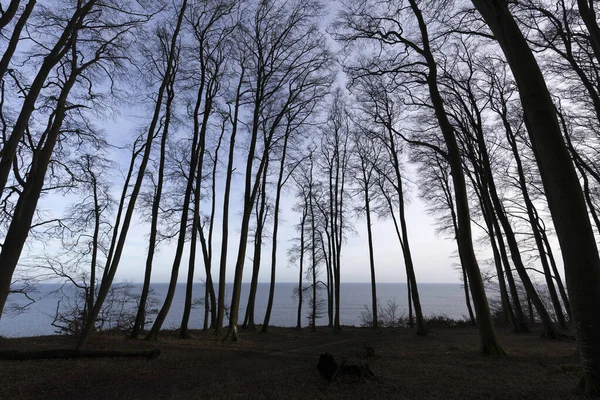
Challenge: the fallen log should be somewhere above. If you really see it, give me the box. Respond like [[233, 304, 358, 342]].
[[0, 348, 161, 360]]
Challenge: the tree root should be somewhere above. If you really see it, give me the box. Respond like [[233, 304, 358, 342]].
[[222, 325, 239, 342]]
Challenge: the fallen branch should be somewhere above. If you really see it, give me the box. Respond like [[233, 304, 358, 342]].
[[0, 348, 161, 360]]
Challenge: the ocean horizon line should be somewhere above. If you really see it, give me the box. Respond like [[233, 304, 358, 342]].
[[33, 281, 462, 285]]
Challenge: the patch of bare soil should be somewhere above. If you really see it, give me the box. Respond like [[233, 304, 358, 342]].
[[0, 325, 583, 399]]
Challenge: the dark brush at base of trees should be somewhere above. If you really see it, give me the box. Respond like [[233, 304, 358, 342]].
[[317, 352, 375, 382]]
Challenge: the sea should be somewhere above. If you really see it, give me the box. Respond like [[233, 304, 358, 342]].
[[0, 282, 472, 337]]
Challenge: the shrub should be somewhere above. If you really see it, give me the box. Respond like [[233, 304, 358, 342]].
[[51, 282, 159, 335], [360, 298, 408, 328]]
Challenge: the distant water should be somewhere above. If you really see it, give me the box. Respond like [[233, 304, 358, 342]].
[[0, 282, 471, 338]]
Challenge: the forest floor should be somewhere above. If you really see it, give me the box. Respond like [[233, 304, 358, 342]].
[[0, 324, 586, 400]]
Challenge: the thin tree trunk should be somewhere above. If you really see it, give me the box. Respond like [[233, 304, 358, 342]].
[[179, 137, 204, 339], [364, 183, 378, 329], [310, 180, 317, 332], [131, 64, 176, 339], [201, 125, 224, 330], [493, 216, 527, 332], [77, 1, 187, 349], [396, 165, 425, 335], [408, 0, 504, 356], [538, 217, 571, 319], [482, 124, 558, 338], [463, 131, 524, 332], [472, 0, 600, 389], [0, 0, 36, 82], [244, 159, 269, 331], [502, 114, 567, 329], [88, 159, 100, 314], [0, 0, 96, 200], [147, 61, 214, 341], [215, 69, 244, 335], [0, 0, 21, 31], [296, 211, 307, 329], [407, 281, 413, 328], [263, 131, 291, 332], [487, 222, 516, 328]]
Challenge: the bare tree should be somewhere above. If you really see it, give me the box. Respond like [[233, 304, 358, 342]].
[[0, 0, 152, 320], [224, 0, 330, 341], [471, 0, 600, 391], [77, 1, 183, 349], [335, 0, 503, 354]]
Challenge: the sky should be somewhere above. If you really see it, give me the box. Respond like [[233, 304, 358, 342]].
[[93, 106, 462, 285], [111, 199, 460, 285], [23, 0, 466, 287], [107, 169, 461, 285]]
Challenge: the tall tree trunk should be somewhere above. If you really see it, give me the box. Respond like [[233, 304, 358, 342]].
[[77, 1, 187, 349], [147, 62, 214, 341], [502, 114, 567, 329], [472, 0, 600, 390], [310, 182, 317, 332], [296, 211, 307, 329], [198, 124, 224, 332], [408, 0, 504, 356], [215, 69, 244, 335], [0, 59, 78, 318], [364, 182, 378, 329], [479, 122, 558, 338], [537, 217, 571, 319], [131, 65, 175, 339], [395, 157, 425, 335], [485, 216, 516, 329], [88, 159, 100, 314], [244, 159, 269, 331], [263, 131, 291, 332], [179, 136, 204, 339]]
